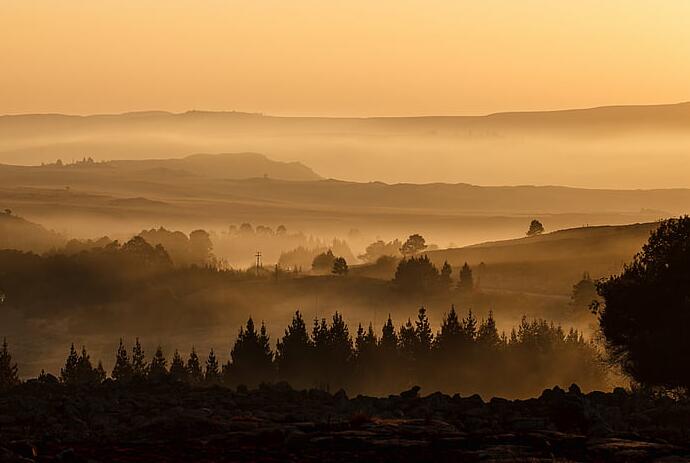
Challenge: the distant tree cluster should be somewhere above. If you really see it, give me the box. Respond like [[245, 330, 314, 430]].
[[1, 307, 605, 397], [138, 227, 214, 267], [358, 239, 402, 263], [393, 256, 475, 295]]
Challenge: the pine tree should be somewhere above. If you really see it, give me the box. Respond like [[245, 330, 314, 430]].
[[457, 262, 474, 293], [0, 338, 20, 389], [112, 339, 133, 383], [205, 348, 220, 383], [149, 345, 168, 381], [379, 315, 398, 352], [169, 350, 187, 382], [187, 347, 203, 384], [75, 346, 100, 385], [276, 310, 313, 385], [96, 361, 107, 382], [226, 317, 274, 387], [131, 338, 148, 380], [415, 307, 433, 353], [440, 261, 453, 288], [477, 310, 501, 349], [435, 305, 462, 350], [461, 309, 478, 341], [398, 318, 418, 361], [60, 343, 79, 385]]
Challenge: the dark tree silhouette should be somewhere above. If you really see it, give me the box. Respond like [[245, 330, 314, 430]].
[[312, 312, 352, 390], [149, 346, 168, 381], [477, 311, 502, 350], [435, 305, 463, 351], [226, 317, 274, 387], [415, 307, 434, 354], [169, 350, 188, 382], [393, 255, 440, 294], [571, 272, 598, 310], [331, 257, 349, 275], [400, 234, 427, 257], [62, 345, 103, 386], [440, 261, 453, 288], [0, 338, 20, 389], [112, 339, 133, 383], [358, 239, 402, 262], [187, 347, 203, 384], [596, 216, 690, 390], [527, 219, 545, 236], [132, 338, 148, 380], [205, 349, 221, 383], [380, 315, 398, 352], [312, 250, 336, 273], [61, 343, 79, 385], [457, 262, 474, 293], [276, 311, 313, 386]]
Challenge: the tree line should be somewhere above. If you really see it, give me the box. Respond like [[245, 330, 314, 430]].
[[1, 307, 606, 397]]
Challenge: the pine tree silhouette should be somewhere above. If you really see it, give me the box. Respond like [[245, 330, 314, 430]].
[[131, 338, 148, 380], [276, 310, 313, 386], [205, 348, 220, 383], [112, 339, 133, 383], [169, 350, 188, 382], [149, 345, 168, 381], [187, 347, 203, 384], [0, 338, 20, 389], [60, 343, 79, 385]]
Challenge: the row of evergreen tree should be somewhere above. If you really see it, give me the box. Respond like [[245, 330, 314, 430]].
[[2, 307, 606, 397]]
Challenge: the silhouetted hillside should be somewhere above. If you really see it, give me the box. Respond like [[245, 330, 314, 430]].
[[0, 211, 64, 252], [426, 222, 658, 295]]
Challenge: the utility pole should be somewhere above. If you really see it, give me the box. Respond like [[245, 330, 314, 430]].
[[255, 251, 262, 275]]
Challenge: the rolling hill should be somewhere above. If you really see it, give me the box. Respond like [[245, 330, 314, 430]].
[[2, 102, 690, 187]]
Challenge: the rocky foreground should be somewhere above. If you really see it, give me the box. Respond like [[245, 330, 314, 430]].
[[1, 381, 690, 462]]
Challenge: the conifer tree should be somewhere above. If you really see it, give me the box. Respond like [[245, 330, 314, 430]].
[[131, 338, 148, 380], [457, 262, 474, 293], [75, 346, 100, 385], [205, 348, 220, 383], [276, 310, 313, 385], [61, 343, 79, 385], [398, 318, 418, 361], [169, 349, 187, 382], [0, 338, 20, 389], [227, 317, 274, 387], [477, 311, 501, 349], [187, 347, 203, 384], [379, 315, 398, 353], [96, 361, 107, 382], [414, 307, 433, 353], [112, 339, 133, 383], [149, 345, 168, 381], [440, 261, 453, 288], [461, 309, 478, 341], [436, 305, 462, 350]]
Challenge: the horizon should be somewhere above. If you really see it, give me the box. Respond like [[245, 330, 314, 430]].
[[2, 99, 690, 119]]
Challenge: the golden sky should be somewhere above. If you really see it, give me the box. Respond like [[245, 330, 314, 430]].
[[2, 0, 690, 116]]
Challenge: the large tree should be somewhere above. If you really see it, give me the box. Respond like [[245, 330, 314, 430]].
[[596, 217, 690, 390]]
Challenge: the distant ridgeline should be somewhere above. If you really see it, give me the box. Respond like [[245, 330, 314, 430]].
[[0, 306, 605, 398]]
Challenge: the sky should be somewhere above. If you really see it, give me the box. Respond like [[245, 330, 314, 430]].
[[2, 0, 690, 117]]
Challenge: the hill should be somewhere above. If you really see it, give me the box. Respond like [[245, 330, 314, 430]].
[[0, 211, 65, 252], [2, 103, 690, 186], [425, 222, 659, 295]]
